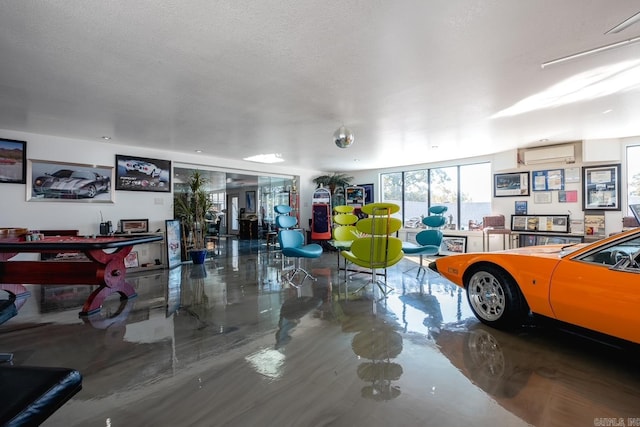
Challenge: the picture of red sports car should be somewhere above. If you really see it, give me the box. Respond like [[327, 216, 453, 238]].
[[429, 227, 640, 344], [33, 169, 111, 198]]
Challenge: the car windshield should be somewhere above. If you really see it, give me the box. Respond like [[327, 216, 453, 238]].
[[577, 234, 640, 266], [70, 171, 93, 180]]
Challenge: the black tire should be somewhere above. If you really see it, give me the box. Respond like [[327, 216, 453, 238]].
[[464, 266, 528, 329], [86, 185, 97, 198]]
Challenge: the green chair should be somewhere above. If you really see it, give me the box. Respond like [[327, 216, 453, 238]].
[[341, 203, 403, 297], [332, 206, 360, 280]]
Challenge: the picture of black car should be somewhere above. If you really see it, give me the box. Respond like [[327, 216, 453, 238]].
[[33, 169, 111, 198]]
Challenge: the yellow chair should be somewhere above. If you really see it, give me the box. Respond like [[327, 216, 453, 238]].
[[341, 203, 403, 297], [332, 206, 360, 280]]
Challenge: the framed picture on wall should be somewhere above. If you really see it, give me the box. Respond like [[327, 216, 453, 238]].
[[494, 172, 530, 197], [582, 164, 621, 211], [0, 138, 27, 184], [27, 159, 114, 202], [359, 183, 374, 204], [115, 154, 171, 192], [246, 190, 256, 213]]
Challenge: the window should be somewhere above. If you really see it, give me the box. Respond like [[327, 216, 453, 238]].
[[430, 167, 458, 227], [381, 162, 491, 230], [627, 145, 640, 215], [460, 163, 492, 230], [381, 172, 403, 221]]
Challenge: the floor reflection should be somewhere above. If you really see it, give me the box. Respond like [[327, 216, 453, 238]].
[[436, 320, 640, 425], [0, 244, 638, 426]]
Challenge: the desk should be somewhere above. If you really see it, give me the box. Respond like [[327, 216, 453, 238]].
[[0, 234, 163, 315]]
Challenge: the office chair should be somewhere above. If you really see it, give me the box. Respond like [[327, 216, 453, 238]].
[[275, 205, 323, 287], [402, 205, 447, 278]]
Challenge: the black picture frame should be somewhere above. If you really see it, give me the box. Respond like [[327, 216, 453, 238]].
[[359, 183, 374, 204], [582, 164, 621, 211], [494, 172, 530, 197], [0, 138, 27, 184], [511, 214, 570, 233], [120, 218, 149, 233], [115, 154, 171, 192]]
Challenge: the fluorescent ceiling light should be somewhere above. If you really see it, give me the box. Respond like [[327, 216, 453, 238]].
[[541, 36, 640, 68], [606, 11, 640, 34], [493, 60, 640, 118], [243, 153, 284, 163]]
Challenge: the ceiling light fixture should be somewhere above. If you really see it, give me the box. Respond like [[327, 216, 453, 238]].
[[333, 126, 354, 148], [101, 136, 111, 140], [243, 153, 284, 164], [606, 11, 640, 34], [541, 36, 640, 68]]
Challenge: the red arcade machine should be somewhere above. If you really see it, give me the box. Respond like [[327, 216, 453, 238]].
[[311, 186, 332, 241]]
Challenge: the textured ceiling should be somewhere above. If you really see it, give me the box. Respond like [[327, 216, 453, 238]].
[[1, 1, 640, 172]]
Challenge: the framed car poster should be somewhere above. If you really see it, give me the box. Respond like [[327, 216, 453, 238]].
[[115, 154, 171, 192], [27, 159, 114, 203]]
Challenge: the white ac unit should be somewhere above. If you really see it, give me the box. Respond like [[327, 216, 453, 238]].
[[523, 144, 575, 165]]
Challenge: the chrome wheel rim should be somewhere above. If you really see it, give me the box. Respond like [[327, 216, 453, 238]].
[[468, 271, 505, 321]]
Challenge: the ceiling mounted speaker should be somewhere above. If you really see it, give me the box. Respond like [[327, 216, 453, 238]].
[[334, 126, 354, 148]]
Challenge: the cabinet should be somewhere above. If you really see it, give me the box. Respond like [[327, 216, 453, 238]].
[[125, 232, 166, 273], [239, 219, 258, 240]]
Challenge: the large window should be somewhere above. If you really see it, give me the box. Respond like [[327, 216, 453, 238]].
[[627, 145, 640, 214], [381, 172, 403, 221], [381, 162, 491, 230], [459, 163, 491, 230]]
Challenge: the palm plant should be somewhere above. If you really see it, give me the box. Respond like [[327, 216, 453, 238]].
[[174, 170, 212, 251], [312, 173, 354, 194]]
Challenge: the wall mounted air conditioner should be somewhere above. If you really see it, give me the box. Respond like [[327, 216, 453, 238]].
[[523, 144, 575, 165]]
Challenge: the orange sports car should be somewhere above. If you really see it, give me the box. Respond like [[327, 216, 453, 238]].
[[429, 227, 640, 344]]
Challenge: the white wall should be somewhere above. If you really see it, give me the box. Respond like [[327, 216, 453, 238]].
[[492, 140, 628, 236], [2, 129, 324, 234], [347, 138, 639, 237]]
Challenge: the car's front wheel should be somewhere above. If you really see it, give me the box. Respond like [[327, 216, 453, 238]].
[[465, 266, 528, 329], [85, 185, 97, 198]]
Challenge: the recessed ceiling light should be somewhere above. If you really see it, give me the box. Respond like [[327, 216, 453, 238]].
[[195, 149, 203, 153], [101, 136, 111, 140], [243, 153, 284, 163]]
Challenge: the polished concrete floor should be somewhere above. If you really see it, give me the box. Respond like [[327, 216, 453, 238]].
[[1, 239, 640, 426]]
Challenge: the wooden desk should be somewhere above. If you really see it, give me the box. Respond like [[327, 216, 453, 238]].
[[0, 234, 163, 315]]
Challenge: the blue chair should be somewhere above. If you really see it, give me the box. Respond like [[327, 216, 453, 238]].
[[275, 205, 323, 287], [402, 206, 447, 278]]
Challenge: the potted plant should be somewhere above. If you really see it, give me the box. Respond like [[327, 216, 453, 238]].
[[174, 170, 212, 264]]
